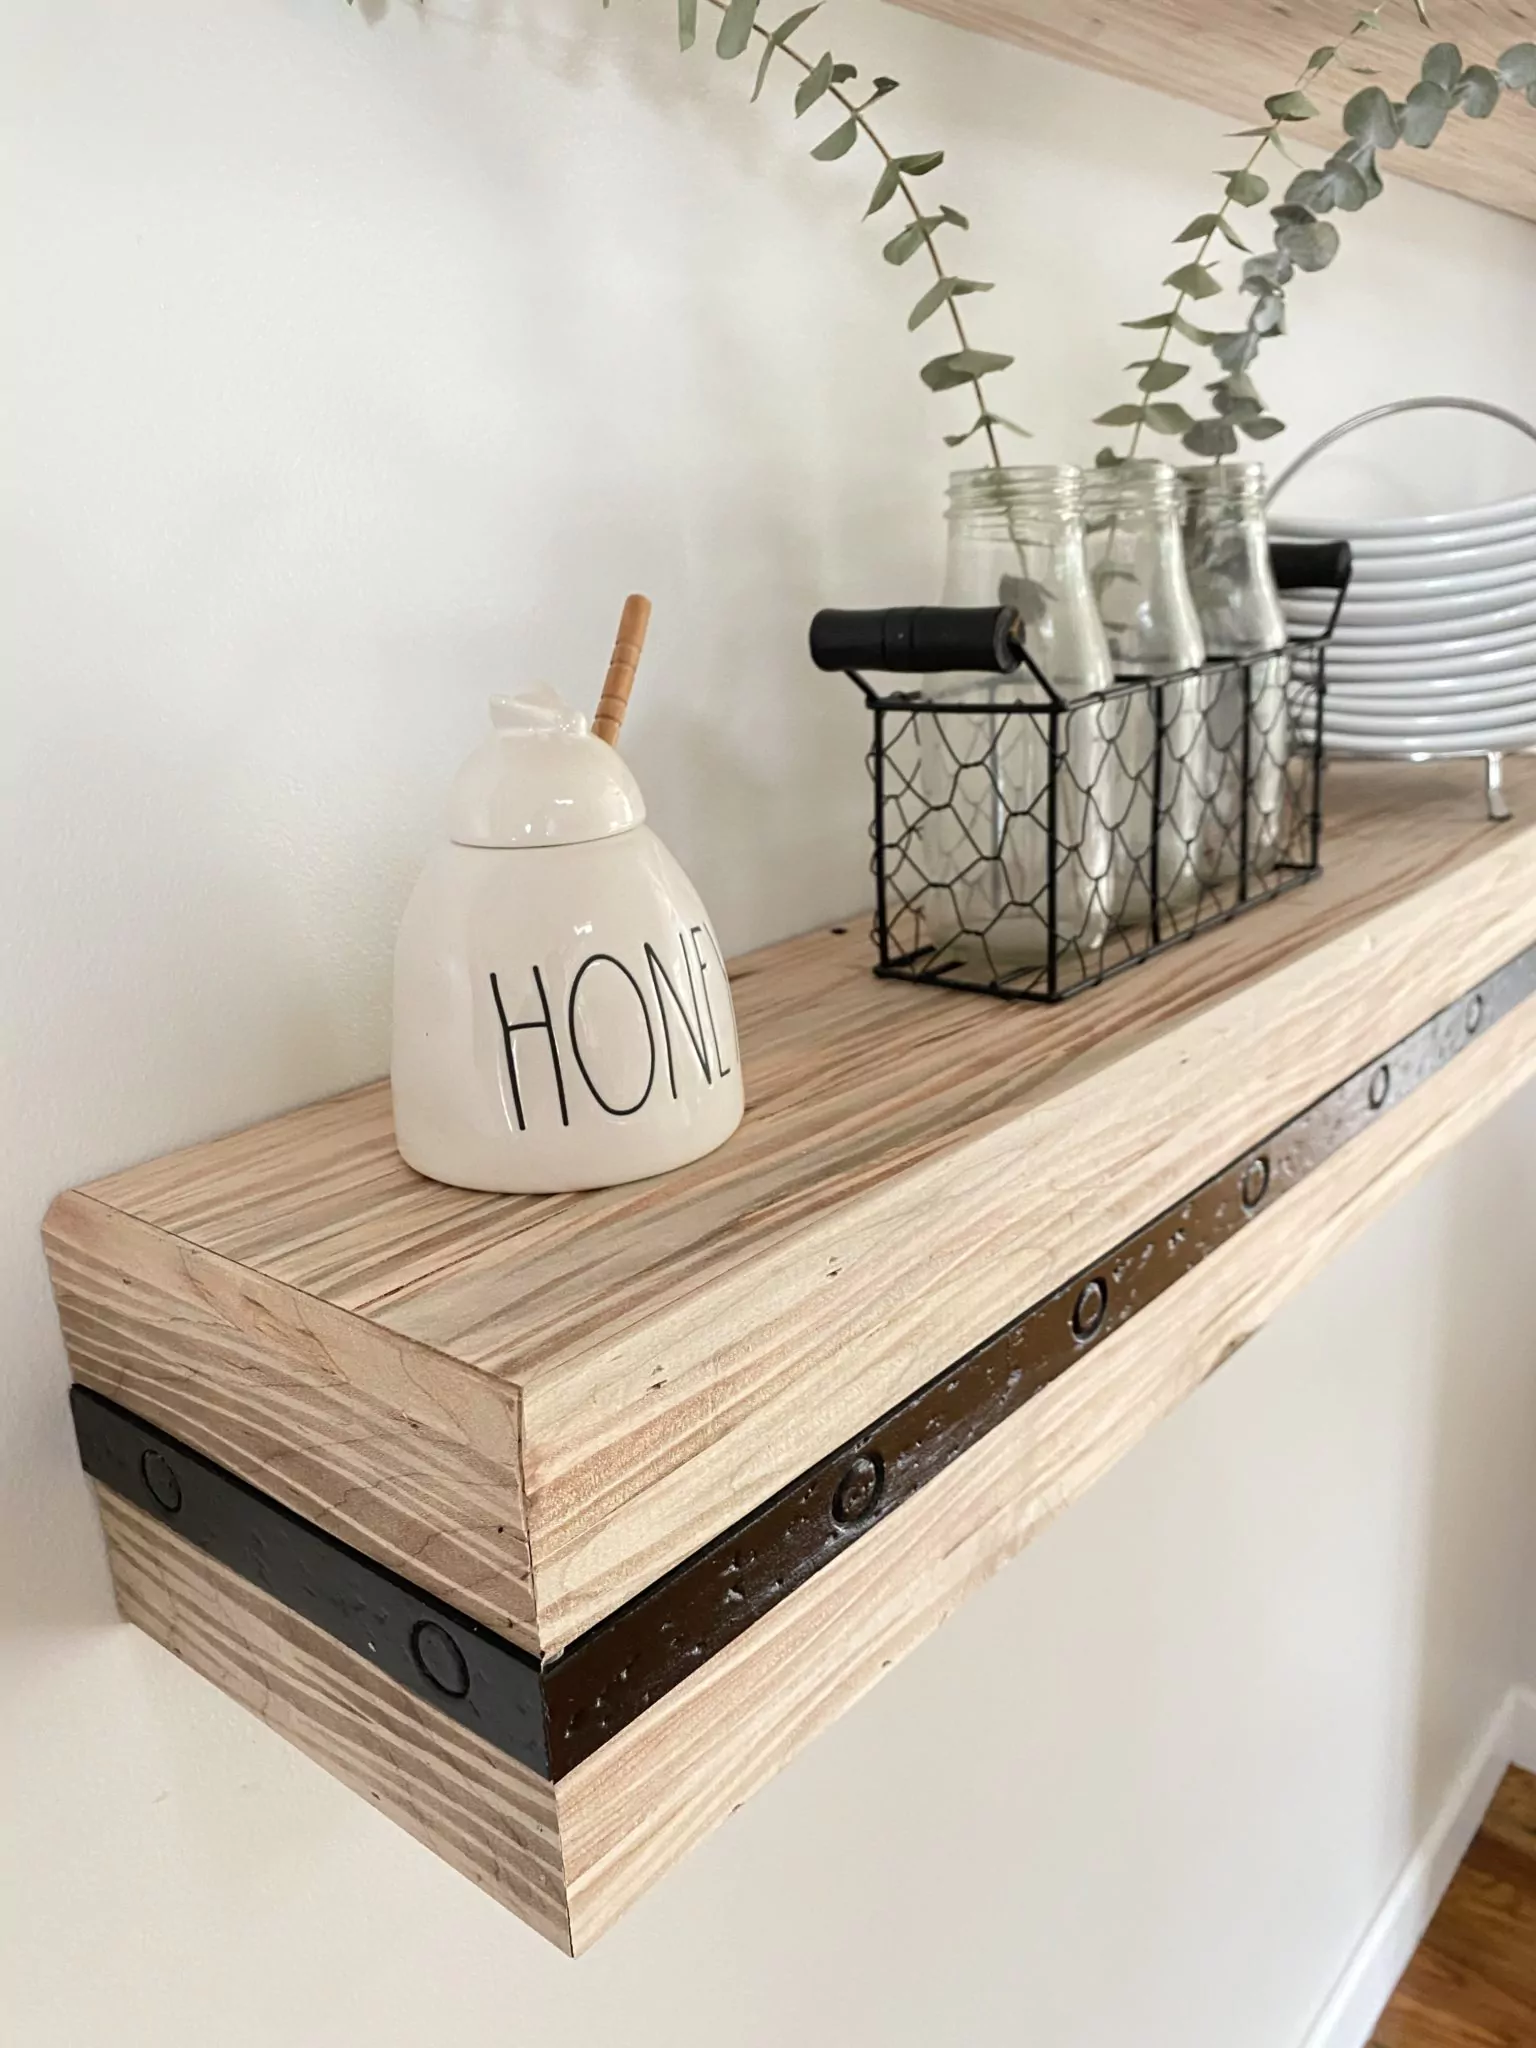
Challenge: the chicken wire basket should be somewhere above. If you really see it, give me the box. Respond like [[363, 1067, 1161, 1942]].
[[811, 543, 1350, 1004]]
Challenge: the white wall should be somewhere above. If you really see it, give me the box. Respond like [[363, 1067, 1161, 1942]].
[[5, 3, 1536, 2041]]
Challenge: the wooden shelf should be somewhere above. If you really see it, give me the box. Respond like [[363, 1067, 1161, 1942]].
[[46, 757, 1536, 1953], [885, 0, 1536, 226]]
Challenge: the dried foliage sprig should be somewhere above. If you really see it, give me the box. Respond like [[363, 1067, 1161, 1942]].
[[687, 0, 1028, 461], [1099, 5, 1536, 465], [346, 0, 1026, 460]]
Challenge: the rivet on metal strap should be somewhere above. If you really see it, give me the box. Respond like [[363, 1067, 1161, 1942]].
[[831, 1454, 885, 1527], [1240, 1156, 1271, 1213], [410, 1620, 471, 1699], [139, 1448, 182, 1515], [1072, 1277, 1109, 1342]]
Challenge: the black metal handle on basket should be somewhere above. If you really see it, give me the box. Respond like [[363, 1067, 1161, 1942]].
[[809, 606, 1023, 677], [1269, 539, 1353, 642]]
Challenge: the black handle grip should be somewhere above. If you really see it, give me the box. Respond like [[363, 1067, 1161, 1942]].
[[1269, 540, 1354, 593], [809, 606, 1022, 676]]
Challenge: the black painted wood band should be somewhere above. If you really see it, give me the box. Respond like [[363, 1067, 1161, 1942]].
[[74, 938, 1536, 1782]]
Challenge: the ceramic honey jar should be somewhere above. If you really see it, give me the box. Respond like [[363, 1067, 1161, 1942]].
[[391, 608, 744, 1193]]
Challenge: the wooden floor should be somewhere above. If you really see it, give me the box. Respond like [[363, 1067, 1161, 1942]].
[[1373, 1767, 1536, 2047]]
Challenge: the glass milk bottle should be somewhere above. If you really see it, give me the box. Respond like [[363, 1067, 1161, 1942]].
[[1181, 462, 1291, 880], [920, 465, 1122, 976], [1081, 460, 1211, 925]]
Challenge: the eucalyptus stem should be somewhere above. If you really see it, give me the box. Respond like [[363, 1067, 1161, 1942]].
[[1107, 5, 1393, 466], [699, 0, 1012, 466], [1102, 2, 1536, 466]]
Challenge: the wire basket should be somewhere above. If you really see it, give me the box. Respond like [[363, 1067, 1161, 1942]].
[[862, 646, 1324, 1002], [813, 544, 1350, 1004]]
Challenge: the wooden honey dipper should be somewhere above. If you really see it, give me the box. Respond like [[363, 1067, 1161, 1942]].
[[591, 593, 652, 746]]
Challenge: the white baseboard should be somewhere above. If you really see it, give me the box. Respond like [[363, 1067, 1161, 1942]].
[[1508, 1683, 1536, 1773], [1298, 1684, 1534, 2048]]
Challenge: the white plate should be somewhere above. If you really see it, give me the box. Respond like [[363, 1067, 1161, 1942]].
[[1327, 695, 1536, 733], [1325, 658, 1536, 693], [1330, 533, 1536, 581], [1287, 578, 1536, 624], [1322, 631, 1536, 680], [1270, 489, 1536, 541], [1271, 509, 1536, 562], [1322, 704, 1536, 737], [1335, 555, 1536, 599], [1285, 591, 1536, 642], [1318, 720, 1536, 753], [1327, 675, 1536, 718]]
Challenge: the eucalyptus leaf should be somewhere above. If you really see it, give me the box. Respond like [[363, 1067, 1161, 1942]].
[[811, 117, 859, 160], [1455, 65, 1501, 118], [1144, 401, 1197, 435], [677, 0, 697, 53], [1240, 415, 1286, 440], [1093, 404, 1147, 427], [1421, 41, 1462, 89], [882, 217, 939, 264], [1212, 329, 1260, 372], [1136, 359, 1190, 391], [865, 161, 903, 215], [1270, 202, 1315, 227], [1224, 169, 1270, 206], [794, 52, 833, 115], [1251, 294, 1285, 336], [1122, 312, 1176, 331], [1183, 416, 1241, 459], [1498, 43, 1536, 90], [1242, 249, 1294, 292], [715, 0, 760, 61], [864, 78, 898, 104], [938, 203, 969, 227], [943, 419, 989, 448], [830, 62, 856, 83], [920, 348, 1014, 392], [1094, 448, 1123, 469], [750, 5, 819, 100], [900, 150, 944, 176], [1400, 77, 1450, 145], [1174, 213, 1222, 242], [1284, 169, 1333, 213], [1343, 84, 1400, 147], [1307, 45, 1337, 69], [907, 277, 992, 329], [1209, 377, 1263, 418], [1326, 159, 1370, 209], [1275, 216, 1340, 271], [1266, 90, 1319, 120], [1164, 260, 1222, 299]]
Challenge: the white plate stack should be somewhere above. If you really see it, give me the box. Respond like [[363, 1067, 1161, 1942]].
[[1271, 488, 1536, 758]]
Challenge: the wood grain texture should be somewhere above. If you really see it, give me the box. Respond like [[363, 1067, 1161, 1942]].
[[884, 0, 1536, 225], [97, 1486, 571, 1951], [49, 1195, 536, 1648], [82, 977, 1536, 1954], [556, 992, 1536, 1950], [1374, 1767, 1536, 2046], [62, 760, 1536, 1652]]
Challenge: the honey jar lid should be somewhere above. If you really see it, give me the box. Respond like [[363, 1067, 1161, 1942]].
[[447, 687, 647, 849]]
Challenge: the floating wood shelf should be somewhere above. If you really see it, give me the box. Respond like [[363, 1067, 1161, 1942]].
[[45, 758, 1536, 1953], [885, 0, 1536, 226]]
